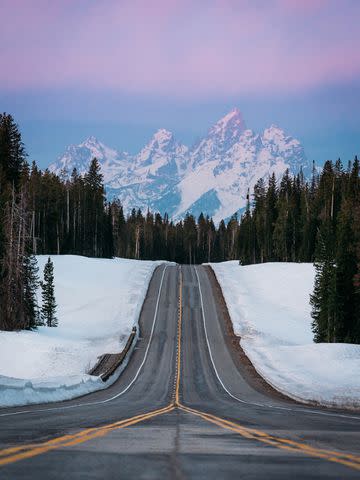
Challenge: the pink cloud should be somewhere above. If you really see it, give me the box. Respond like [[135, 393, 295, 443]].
[[1, 0, 359, 96]]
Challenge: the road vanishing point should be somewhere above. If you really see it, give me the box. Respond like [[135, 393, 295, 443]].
[[0, 265, 359, 479]]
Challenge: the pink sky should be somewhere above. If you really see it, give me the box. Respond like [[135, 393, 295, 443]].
[[1, 0, 359, 96]]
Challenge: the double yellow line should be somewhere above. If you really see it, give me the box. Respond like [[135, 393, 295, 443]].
[[1, 265, 360, 472], [174, 267, 182, 406], [0, 404, 174, 467], [178, 404, 360, 471]]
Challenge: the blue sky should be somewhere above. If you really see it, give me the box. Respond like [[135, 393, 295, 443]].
[[2, 81, 359, 168]]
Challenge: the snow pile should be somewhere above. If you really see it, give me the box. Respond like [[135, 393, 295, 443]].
[[0, 255, 165, 407], [0, 374, 105, 407], [211, 261, 360, 409]]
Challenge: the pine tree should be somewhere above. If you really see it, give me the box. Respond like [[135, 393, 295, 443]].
[[84, 158, 106, 257], [0, 114, 29, 330], [310, 221, 336, 342], [102, 202, 114, 259], [0, 185, 32, 330], [197, 213, 207, 264], [334, 205, 357, 342], [41, 257, 58, 327], [183, 214, 197, 264], [273, 169, 292, 261], [265, 173, 277, 261], [23, 253, 41, 329], [0, 113, 27, 189], [238, 189, 255, 264], [253, 178, 266, 262]]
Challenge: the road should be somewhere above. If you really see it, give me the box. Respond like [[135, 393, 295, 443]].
[[0, 264, 359, 479]]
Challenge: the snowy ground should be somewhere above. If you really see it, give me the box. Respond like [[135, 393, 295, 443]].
[[0, 255, 166, 407], [210, 261, 360, 409]]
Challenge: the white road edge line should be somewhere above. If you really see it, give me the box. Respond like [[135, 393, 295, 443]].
[[0, 265, 169, 418], [194, 266, 360, 422]]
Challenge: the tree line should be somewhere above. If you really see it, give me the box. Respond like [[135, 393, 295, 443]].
[[1, 113, 359, 342]]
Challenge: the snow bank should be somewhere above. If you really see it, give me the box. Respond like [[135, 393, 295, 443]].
[[0, 255, 165, 407], [210, 261, 360, 409], [0, 374, 104, 407]]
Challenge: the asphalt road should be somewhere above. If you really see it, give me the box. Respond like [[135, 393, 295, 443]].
[[0, 264, 359, 479]]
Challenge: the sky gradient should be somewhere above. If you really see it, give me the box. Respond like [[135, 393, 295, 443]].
[[1, 0, 359, 167]]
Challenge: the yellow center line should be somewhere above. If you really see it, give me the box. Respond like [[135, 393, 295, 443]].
[[178, 404, 360, 471], [0, 403, 173, 458], [0, 404, 174, 467], [174, 266, 183, 406]]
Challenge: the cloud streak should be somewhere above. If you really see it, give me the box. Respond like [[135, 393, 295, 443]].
[[1, 0, 359, 96]]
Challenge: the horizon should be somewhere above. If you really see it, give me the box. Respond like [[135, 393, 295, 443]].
[[5, 97, 360, 169], [49, 107, 307, 160]]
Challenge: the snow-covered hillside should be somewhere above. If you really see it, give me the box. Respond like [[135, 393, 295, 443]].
[[0, 256, 166, 407], [211, 261, 360, 409], [49, 109, 310, 223]]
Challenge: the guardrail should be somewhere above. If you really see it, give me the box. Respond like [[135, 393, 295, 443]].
[[89, 326, 137, 382]]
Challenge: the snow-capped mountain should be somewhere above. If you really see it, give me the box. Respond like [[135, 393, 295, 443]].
[[49, 136, 130, 183], [190, 108, 247, 168], [49, 109, 310, 222]]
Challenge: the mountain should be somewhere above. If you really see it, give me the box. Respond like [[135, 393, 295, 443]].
[[49, 109, 310, 222], [49, 136, 130, 183]]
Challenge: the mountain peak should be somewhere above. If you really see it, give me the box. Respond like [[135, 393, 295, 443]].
[[152, 128, 173, 143], [80, 135, 101, 147], [214, 107, 245, 128], [265, 124, 284, 133], [221, 107, 242, 121], [262, 125, 291, 143], [135, 128, 177, 168], [209, 108, 246, 142]]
